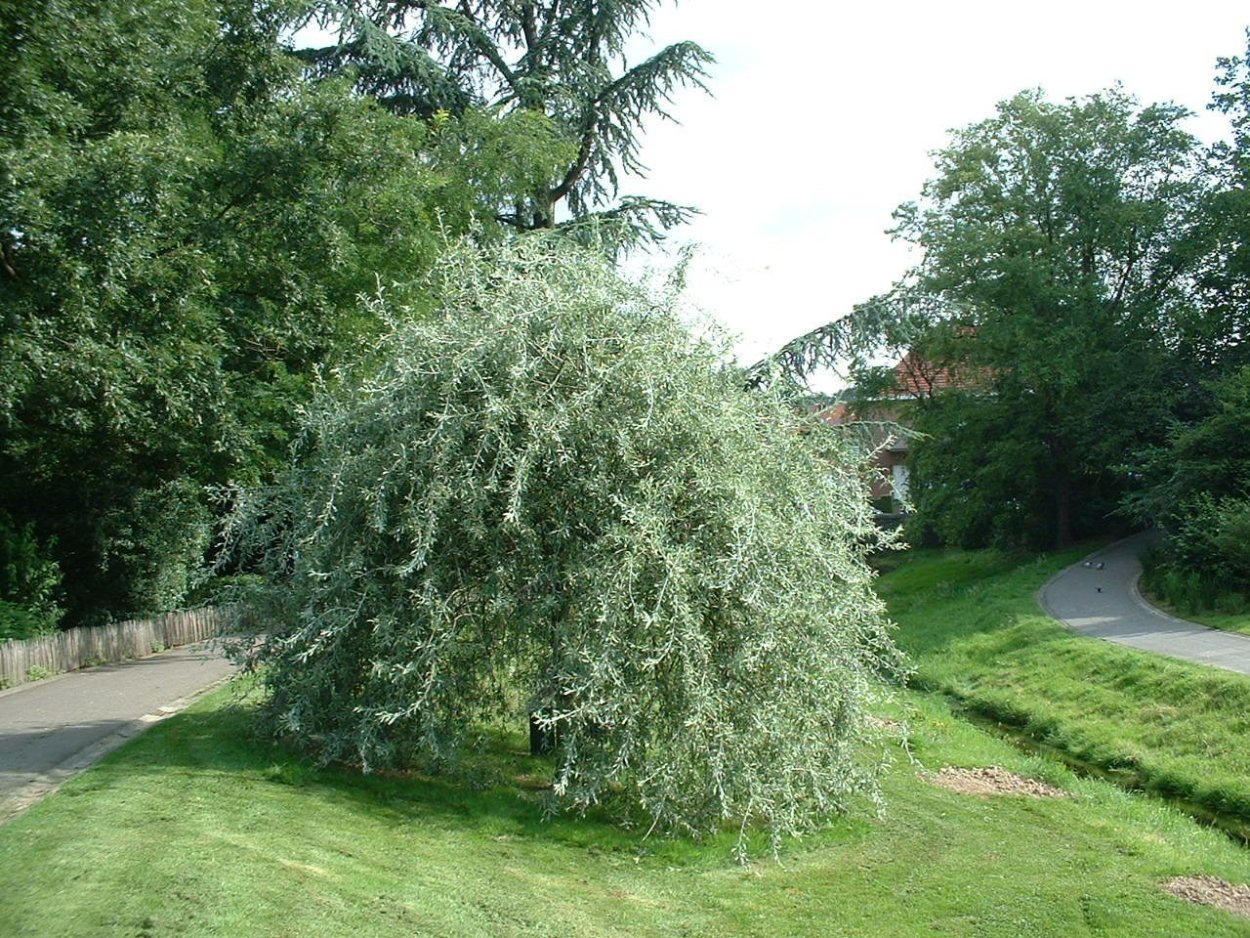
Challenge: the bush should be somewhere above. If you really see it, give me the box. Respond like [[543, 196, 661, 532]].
[[99, 478, 212, 618], [223, 239, 902, 853], [0, 514, 63, 639], [0, 599, 54, 642], [1141, 497, 1250, 615], [1126, 365, 1250, 612]]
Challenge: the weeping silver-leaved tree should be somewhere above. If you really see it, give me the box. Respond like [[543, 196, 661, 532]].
[[222, 238, 902, 853]]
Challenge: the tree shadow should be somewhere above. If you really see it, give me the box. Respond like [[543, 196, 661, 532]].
[[95, 695, 693, 859], [89, 688, 868, 864], [0, 719, 136, 794]]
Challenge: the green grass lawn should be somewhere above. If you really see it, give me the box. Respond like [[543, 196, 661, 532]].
[[2, 679, 1250, 936], [877, 546, 1250, 827]]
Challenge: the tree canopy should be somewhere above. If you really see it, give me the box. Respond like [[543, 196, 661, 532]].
[[759, 88, 1206, 550], [299, 0, 713, 245], [0, 0, 570, 625], [752, 39, 1250, 607], [224, 239, 901, 853], [900, 89, 1207, 548], [1121, 36, 1250, 608]]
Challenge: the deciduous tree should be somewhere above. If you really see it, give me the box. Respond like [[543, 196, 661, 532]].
[[882, 89, 1203, 548], [0, 0, 561, 623]]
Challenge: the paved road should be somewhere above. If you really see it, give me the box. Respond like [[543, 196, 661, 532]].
[[1039, 532, 1250, 677], [0, 641, 236, 820]]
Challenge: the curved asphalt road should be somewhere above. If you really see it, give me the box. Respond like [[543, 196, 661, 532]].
[[0, 641, 236, 821], [1039, 532, 1250, 677]]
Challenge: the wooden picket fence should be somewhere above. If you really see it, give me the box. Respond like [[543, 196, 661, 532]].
[[0, 606, 239, 690]]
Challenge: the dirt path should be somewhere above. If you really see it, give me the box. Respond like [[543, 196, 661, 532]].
[[1038, 532, 1250, 677], [0, 641, 236, 820]]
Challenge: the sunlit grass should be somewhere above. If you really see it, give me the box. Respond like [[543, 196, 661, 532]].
[[1143, 592, 1250, 637], [2, 677, 1250, 935], [878, 545, 1250, 824]]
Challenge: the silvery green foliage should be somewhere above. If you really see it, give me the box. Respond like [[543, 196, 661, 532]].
[[224, 239, 902, 851]]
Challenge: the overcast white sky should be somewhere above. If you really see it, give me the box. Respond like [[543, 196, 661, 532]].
[[299, 3, 1248, 376], [616, 1, 1250, 372]]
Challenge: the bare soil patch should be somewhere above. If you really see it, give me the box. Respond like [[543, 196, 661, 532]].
[[929, 765, 1065, 798], [1163, 875, 1250, 919]]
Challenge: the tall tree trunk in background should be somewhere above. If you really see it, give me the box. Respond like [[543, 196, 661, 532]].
[[1047, 433, 1074, 549], [1054, 473, 1074, 549]]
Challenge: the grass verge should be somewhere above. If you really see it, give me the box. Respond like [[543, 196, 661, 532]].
[[1141, 593, 1250, 637], [2, 680, 1250, 935], [877, 546, 1250, 827]]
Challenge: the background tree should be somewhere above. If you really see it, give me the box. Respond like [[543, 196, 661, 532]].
[[299, 0, 713, 246], [0, 0, 566, 625], [1124, 35, 1250, 609], [878, 89, 1203, 549], [1174, 30, 1250, 377], [223, 238, 901, 855], [1126, 365, 1250, 608]]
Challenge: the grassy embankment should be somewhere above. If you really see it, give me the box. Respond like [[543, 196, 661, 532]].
[[3, 674, 1250, 933], [1183, 609, 1250, 636], [878, 547, 1250, 828]]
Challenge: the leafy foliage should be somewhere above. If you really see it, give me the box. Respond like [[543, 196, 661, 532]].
[[98, 479, 214, 618], [224, 240, 901, 851], [1119, 35, 1250, 609], [1178, 32, 1250, 375], [0, 513, 63, 640], [760, 89, 1200, 550], [1130, 365, 1250, 611], [302, 0, 713, 246], [758, 88, 1213, 550], [897, 89, 1203, 549], [1, 0, 566, 623]]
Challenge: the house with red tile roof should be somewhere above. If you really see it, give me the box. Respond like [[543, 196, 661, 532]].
[[818, 348, 987, 511]]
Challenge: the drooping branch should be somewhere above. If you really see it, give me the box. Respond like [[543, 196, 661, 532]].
[[744, 289, 959, 390], [554, 196, 698, 255], [555, 41, 712, 211]]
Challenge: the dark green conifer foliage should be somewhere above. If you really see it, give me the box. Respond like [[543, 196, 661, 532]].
[[301, 0, 713, 244]]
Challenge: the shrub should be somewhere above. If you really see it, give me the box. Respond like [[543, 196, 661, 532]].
[[1142, 498, 1250, 615], [0, 514, 63, 639], [0, 599, 54, 643], [223, 239, 902, 853], [99, 478, 212, 618]]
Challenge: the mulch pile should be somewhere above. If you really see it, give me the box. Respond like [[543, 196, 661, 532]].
[[928, 765, 1066, 798], [1163, 875, 1250, 919]]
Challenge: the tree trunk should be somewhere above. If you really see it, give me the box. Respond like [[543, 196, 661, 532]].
[[529, 689, 573, 756], [1045, 431, 1074, 549], [1054, 472, 1073, 549], [529, 709, 557, 755]]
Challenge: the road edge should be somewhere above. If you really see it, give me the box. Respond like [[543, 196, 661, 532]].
[[0, 672, 235, 824]]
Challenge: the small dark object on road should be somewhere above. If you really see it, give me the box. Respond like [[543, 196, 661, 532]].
[[1097, 587, 1103, 593]]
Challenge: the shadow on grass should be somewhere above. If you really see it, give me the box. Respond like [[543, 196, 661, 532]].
[[101, 689, 790, 864]]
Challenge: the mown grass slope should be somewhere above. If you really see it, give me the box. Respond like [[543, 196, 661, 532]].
[[2, 680, 1250, 935], [878, 546, 1250, 823], [1148, 598, 1250, 637]]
